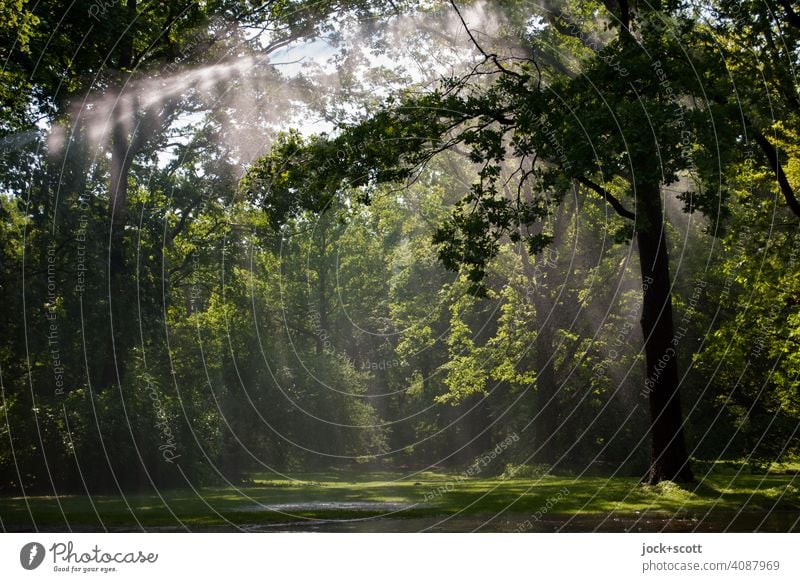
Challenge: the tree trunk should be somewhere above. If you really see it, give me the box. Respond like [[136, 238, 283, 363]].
[[533, 318, 559, 465], [109, 0, 136, 277], [315, 224, 328, 356], [109, 117, 132, 277], [516, 207, 561, 465], [99, 0, 136, 391], [636, 181, 693, 484]]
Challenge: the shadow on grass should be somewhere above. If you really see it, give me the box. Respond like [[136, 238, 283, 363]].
[[1, 470, 797, 532]]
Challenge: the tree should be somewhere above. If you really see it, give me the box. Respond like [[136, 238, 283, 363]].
[[242, 0, 794, 483]]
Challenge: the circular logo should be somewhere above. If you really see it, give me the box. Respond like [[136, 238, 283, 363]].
[[20, 542, 46, 570]]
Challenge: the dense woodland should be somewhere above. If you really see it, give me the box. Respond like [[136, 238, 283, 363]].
[[1, 0, 799, 495]]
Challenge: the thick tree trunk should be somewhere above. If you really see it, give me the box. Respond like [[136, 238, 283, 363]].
[[636, 182, 693, 484]]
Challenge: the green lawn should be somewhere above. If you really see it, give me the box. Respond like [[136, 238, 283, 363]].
[[1, 464, 798, 531]]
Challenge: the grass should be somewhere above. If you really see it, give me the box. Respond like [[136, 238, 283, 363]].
[[1, 464, 798, 531]]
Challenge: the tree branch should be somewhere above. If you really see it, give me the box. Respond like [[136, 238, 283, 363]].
[[752, 127, 800, 218], [577, 176, 635, 219], [775, 0, 800, 29], [170, 193, 206, 240], [448, 0, 524, 79], [601, 0, 631, 31]]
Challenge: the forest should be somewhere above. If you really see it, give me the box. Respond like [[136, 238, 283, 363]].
[[0, 0, 798, 532]]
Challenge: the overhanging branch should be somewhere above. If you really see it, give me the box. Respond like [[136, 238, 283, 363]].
[[577, 176, 635, 220]]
